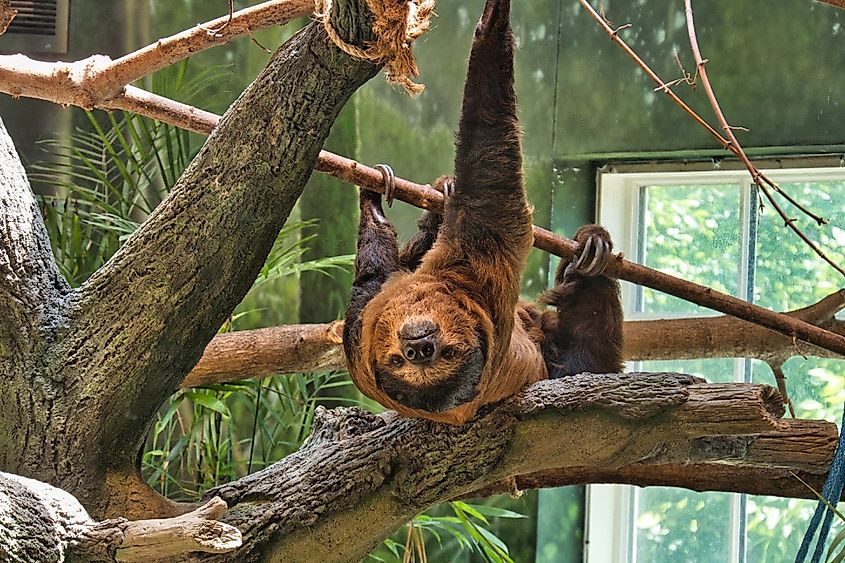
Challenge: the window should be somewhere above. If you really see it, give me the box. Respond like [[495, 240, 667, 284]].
[[584, 159, 845, 563]]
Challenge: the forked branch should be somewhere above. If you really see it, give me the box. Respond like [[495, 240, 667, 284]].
[[579, 0, 844, 278], [682, 0, 843, 277]]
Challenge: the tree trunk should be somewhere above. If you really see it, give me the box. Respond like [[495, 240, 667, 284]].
[[0, 0, 379, 520]]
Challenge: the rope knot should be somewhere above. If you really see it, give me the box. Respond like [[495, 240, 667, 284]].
[[315, 0, 436, 96]]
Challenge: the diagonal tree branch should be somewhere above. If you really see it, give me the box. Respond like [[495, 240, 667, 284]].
[[68, 4, 379, 459], [60, 84, 845, 357], [1, 22, 844, 356]]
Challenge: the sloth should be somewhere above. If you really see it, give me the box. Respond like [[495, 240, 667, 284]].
[[343, 0, 623, 425]]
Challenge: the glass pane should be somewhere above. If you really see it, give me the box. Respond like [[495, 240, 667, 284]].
[[754, 180, 845, 311], [641, 184, 743, 314], [745, 496, 818, 563], [536, 487, 584, 563], [636, 488, 734, 562]]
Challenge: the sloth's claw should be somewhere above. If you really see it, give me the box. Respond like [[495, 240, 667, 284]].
[[374, 163, 396, 208], [565, 233, 611, 279], [359, 187, 389, 225]]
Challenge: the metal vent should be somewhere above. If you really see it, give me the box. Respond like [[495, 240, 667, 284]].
[[0, 0, 69, 54]]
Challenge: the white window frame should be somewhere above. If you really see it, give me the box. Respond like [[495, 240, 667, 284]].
[[585, 159, 845, 563]]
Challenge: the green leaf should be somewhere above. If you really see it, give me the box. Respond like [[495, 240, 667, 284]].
[[184, 392, 230, 418]]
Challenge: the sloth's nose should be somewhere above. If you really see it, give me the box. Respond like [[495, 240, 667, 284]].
[[402, 336, 438, 364], [399, 320, 440, 364]]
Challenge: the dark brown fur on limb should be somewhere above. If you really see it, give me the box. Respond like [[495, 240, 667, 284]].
[[343, 0, 624, 425]]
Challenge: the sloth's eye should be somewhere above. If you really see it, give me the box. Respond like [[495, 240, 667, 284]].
[[389, 354, 405, 367], [442, 347, 457, 360]]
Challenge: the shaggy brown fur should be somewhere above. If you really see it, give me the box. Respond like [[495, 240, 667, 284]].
[[343, 0, 623, 425]]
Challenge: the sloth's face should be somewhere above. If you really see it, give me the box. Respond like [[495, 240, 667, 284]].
[[369, 290, 488, 414]]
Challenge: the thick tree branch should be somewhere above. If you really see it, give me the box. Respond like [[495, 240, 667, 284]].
[[67, 3, 377, 495], [7, 374, 824, 563], [180, 290, 845, 388], [470, 417, 838, 498], [166, 373, 835, 562]]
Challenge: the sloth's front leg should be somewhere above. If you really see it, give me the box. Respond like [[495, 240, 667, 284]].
[[343, 188, 401, 363]]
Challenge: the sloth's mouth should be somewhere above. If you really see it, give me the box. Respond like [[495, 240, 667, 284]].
[[374, 348, 484, 413]]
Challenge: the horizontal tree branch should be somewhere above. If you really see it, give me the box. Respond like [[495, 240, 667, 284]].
[[470, 420, 838, 499], [183, 322, 345, 388], [177, 373, 834, 562], [180, 290, 845, 388]]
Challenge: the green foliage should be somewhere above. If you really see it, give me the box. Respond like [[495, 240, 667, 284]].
[[143, 372, 358, 498], [370, 501, 526, 563], [632, 178, 845, 562]]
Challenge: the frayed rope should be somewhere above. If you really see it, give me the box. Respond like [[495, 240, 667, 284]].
[[314, 0, 436, 96]]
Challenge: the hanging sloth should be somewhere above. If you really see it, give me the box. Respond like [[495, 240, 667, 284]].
[[343, 0, 624, 425]]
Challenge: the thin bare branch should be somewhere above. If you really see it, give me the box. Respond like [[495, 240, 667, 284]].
[[769, 362, 796, 418], [682, 0, 843, 277], [579, 0, 842, 276], [0, 1, 312, 105]]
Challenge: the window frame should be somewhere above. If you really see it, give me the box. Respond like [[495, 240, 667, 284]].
[[585, 156, 845, 563]]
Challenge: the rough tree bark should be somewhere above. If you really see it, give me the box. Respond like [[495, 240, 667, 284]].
[[3, 374, 838, 562], [0, 0, 379, 521]]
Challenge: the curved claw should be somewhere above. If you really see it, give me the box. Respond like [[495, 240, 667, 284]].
[[374, 164, 396, 207], [441, 177, 455, 200], [565, 235, 611, 279]]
